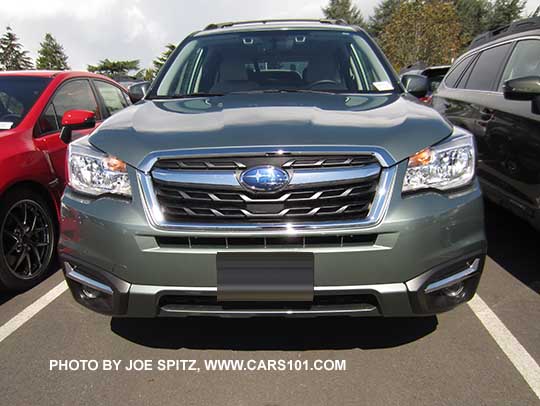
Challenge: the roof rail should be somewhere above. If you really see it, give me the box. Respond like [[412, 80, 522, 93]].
[[204, 19, 349, 31], [468, 16, 540, 50]]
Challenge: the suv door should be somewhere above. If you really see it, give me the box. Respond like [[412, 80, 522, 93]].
[[487, 39, 540, 219], [34, 79, 101, 186]]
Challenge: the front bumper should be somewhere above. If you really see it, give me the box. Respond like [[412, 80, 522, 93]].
[[62, 253, 485, 317], [59, 162, 487, 318]]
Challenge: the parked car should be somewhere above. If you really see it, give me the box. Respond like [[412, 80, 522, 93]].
[[0, 71, 131, 290], [431, 17, 540, 230], [401, 64, 450, 103], [60, 19, 487, 318]]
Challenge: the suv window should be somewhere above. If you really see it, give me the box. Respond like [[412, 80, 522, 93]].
[[51, 80, 99, 125], [38, 104, 59, 134], [500, 39, 540, 86], [94, 80, 130, 116], [445, 55, 474, 88], [464, 43, 511, 91], [154, 30, 395, 97], [0, 77, 50, 130]]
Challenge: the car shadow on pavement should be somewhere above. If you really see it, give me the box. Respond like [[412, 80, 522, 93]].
[[484, 200, 540, 294], [110, 316, 438, 350]]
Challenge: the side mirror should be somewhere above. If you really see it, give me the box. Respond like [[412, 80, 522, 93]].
[[60, 110, 96, 144], [402, 74, 429, 99], [503, 76, 540, 114], [128, 81, 150, 103]]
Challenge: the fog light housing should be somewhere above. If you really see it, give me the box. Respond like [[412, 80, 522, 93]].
[[442, 282, 466, 298], [81, 286, 102, 300]]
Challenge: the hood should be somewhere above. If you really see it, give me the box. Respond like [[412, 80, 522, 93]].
[[89, 92, 452, 171]]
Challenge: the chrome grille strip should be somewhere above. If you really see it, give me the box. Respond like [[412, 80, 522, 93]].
[[152, 164, 380, 189]]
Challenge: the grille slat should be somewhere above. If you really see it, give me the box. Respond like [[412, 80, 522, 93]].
[[152, 154, 380, 223], [154, 155, 379, 171]]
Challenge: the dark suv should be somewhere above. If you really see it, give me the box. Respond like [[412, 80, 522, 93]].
[[59, 19, 487, 318], [433, 17, 540, 230]]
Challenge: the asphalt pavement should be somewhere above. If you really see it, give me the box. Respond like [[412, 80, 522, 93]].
[[0, 201, 538, 406]]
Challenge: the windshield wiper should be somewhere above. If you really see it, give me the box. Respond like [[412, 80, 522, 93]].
[[147, 92, 224, 100]]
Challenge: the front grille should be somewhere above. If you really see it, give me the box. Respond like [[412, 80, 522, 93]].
[[151, 154, 381, 224]]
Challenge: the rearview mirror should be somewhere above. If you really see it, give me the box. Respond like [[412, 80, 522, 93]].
[[402, 74, 429, 99], [60, 110, 96, 144], [128, 81, 150, 103], [503, 76, 540, 115]]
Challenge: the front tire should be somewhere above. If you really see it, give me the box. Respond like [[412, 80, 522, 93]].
[[0, 188, 57, 291]]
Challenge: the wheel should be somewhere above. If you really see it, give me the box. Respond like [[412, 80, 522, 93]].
[[0, 188, 57, 291]]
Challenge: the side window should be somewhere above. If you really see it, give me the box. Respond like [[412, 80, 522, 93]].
[[94, 81, 130, 116], [500, 40, 540, 86], [464, 43, 512, 91], [444, 55, 474, 88], [38, 104, 59, 134], [52, 80, 99, 125]]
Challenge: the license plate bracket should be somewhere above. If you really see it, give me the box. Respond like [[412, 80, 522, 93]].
[[216, 252, 314, 302]]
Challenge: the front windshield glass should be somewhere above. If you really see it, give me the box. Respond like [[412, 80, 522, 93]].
[[154, 30, 395, 97], [0, 77, 51, 130]]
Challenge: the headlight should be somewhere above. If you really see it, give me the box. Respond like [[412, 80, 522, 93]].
[[68, 138, 132, 197], [403, 127, 476, 193]]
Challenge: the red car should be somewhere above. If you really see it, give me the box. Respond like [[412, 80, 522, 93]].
[[0, 71, 131, 290]]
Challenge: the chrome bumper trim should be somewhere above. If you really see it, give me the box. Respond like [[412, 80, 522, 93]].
[[424, 258, 481, 294], [64, 263, 114, 295]]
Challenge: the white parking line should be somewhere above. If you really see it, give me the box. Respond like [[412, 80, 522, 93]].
[[0, 281, 68, 344], [469, 294, 540, 400]]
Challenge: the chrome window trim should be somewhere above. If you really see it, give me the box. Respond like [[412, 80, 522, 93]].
[[137, 153, 397, 236], [137, 145, 396, 173]]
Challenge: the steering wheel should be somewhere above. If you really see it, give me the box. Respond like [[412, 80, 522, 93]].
[[307, 80, 339, 89]]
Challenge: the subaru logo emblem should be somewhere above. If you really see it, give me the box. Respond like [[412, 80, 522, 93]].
[[239, 166, 290, 192]]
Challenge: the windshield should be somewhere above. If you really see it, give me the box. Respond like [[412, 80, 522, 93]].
[[0, 76, 51, 130], [154, 30, 395, 98]]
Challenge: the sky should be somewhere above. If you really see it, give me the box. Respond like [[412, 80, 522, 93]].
[[1, 0, 539, 71]]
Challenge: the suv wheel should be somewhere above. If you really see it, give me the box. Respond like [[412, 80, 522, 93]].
[[0, 189, 57, 291]]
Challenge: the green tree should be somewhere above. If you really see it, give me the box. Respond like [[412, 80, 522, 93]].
[[87, 59, 140, 77], [152, 43, 176, 77], [0, 27, 33, 71], [36, 33, 69, 70], [380, 0, 464, 72], [454, 0, 491, 43], [322, 0, 366, 27], [368, 0, 403, 39], [487, 0, 526, 29]]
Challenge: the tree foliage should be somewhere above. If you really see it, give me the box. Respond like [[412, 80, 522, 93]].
[[368, 0, 403, 39], [0, 27, 33, 71], [36, 33, 69, 70], [152, 43, 176, 78], [87, 59, 140, 77], [487, 0, 526, 29], [322, 0, 366, 27], [454, 0, 491, 43], [380, 0, 464, 72]]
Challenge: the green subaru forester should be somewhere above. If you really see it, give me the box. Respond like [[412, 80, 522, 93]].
[[60, 19, 487, 318]]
